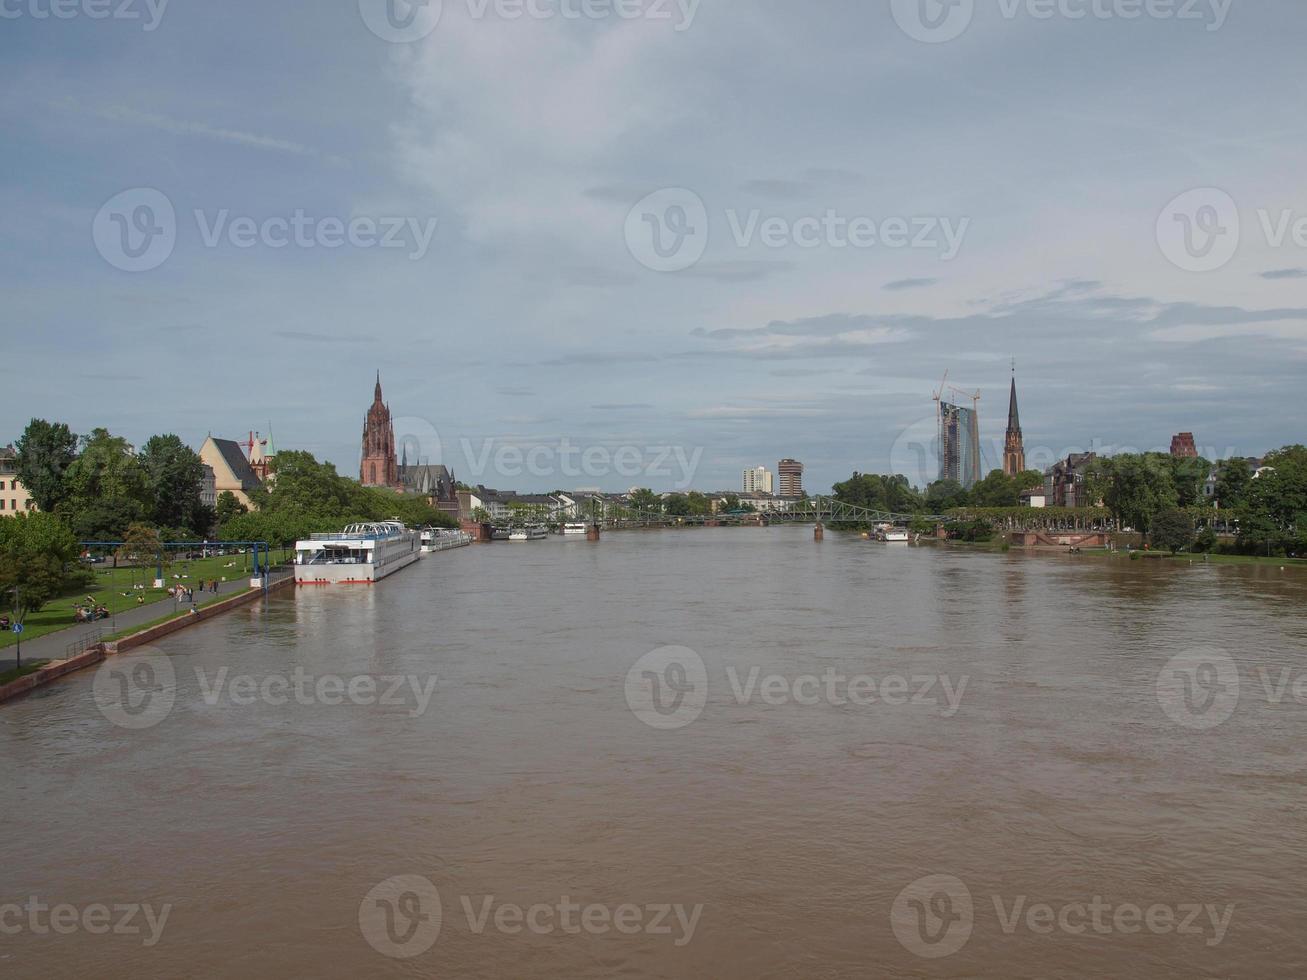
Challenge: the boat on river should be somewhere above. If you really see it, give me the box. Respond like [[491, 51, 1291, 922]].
[[509, 525, 549, 541], [294, 520, 420, 584], [420, 527, 473, 553], [875, 524, 911, 543]]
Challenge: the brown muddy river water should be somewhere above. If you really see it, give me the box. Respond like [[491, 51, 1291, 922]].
[[3, 527, 1306, 978]]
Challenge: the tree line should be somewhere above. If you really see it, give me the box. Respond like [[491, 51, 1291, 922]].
[[216, 450, 457, 549], [15, 420, 212, 540], [3, 420, 460, 621], [829, 446, 1306, 556]]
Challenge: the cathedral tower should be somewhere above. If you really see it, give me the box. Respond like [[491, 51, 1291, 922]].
[[360, 373, 400, 489]]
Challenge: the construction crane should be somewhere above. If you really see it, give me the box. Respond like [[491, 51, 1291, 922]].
[[948, 385, 981, 414], [932, 369, 949, 419]]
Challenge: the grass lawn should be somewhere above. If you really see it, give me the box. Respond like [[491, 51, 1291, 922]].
[[0, 552, 270, 650]]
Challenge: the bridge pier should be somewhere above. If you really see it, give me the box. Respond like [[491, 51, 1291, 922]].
[[814, 523, 825, 542], [586, 524, 601, 542]]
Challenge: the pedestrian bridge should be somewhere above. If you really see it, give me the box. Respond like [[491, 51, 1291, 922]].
[[573, 497, 943, 529]]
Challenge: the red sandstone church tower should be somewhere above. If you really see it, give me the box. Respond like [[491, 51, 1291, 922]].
[[360, 373, 401, 489], [1003, 368, 1026, 477]]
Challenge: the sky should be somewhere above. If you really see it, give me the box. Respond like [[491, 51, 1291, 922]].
[[2, 0, 1304, 493]]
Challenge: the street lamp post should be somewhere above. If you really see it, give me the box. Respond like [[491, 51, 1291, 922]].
[[12, 584, 21, 671]]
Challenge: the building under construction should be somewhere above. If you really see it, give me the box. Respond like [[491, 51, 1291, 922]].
[[935, 373, 982, 489], [939, 401, 981, 488]]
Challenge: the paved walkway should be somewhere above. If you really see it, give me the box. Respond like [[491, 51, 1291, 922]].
[[0, 572, 291, 673]]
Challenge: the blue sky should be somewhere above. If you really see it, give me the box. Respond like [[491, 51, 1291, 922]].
[[2, 0, 1304, 492]]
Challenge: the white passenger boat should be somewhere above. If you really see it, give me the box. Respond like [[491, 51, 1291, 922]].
[[561, 523, 589, 536], [509, 525, 549, 541], [875, 524, 911, 543], [294, 520, 420, 584], [420, 527, 473, 553]]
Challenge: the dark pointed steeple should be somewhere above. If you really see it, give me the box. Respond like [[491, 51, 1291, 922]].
[[1003, 362, 1026, 477], [374, 371, 383, 404]]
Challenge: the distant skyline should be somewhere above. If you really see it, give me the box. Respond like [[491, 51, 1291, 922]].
[[2, 1, 1304, 493]]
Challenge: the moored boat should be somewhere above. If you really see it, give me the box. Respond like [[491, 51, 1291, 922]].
[[294, 520, 420, 584], [874, 524, 911, 543], [420, 527, 473, 552], [509, 525, 549, 541]]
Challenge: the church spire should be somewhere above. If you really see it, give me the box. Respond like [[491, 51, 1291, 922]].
[[1003, 362, 1025, 477], [374, 371, 383, 404], [1008, 375, 1021, 433]]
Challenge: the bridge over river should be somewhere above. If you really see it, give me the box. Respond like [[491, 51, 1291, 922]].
[[563, 496, 942, 530]]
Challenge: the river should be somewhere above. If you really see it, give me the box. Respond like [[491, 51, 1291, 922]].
[[2, 527, 1305, 978]]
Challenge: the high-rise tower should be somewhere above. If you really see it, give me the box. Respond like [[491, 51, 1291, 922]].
[[1003, 367, 1026, 477], [360, 373, 401, 489]]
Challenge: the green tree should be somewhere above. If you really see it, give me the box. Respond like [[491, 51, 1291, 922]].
[[66, 496, 147, 542], [1194, 526, 1217, 553], [115, 522, 168, 573], [1150, 508, 1195, 554], [1162, 453, 1212, 508], [662, 494, 690, 517], [1214, 458, 1251, 510], [0, 512, 87, 624], [214, 491, 247, 526], [628, 488, 661, 514], [832, 472, 924, 514], [248, 450, 352, 516], [63, 428, 148, 512], [970, 470, 1019, 507], [926, 479, 968, 512], [685, 491, 713, 516], [1235, 445, 1307, 555], [13, 419, 79, 513], [139, 434, 206, 532], [1096, 455, 1178, 531]]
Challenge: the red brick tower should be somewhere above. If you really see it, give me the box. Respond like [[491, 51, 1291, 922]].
[[360, 373, 400, 489]]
